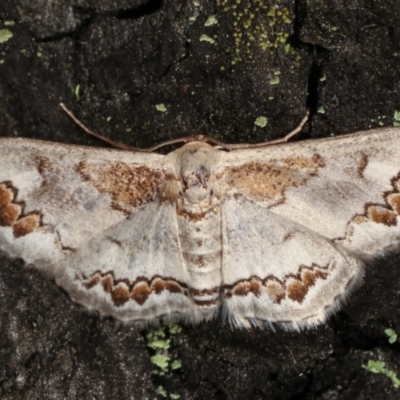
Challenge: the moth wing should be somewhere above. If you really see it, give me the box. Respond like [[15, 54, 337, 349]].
[[58, 200, 195, 324], [220, 196, 362, 329], [220, 127, 400, 329], [222, 127, 400, 256], [0, 138, 193, 324]]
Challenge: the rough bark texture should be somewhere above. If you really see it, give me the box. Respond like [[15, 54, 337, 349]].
[[0, 0, 400, 399]]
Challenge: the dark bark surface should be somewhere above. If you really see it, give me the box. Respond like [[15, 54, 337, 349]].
[[0, 0, 400, 399]]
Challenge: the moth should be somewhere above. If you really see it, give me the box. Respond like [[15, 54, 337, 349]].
[[1, 105, 399, 330]]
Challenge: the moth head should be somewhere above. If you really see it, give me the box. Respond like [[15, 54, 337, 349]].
[[171, 142, 221, 204]]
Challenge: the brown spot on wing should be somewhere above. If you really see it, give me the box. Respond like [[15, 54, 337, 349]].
[[357, 153, 369, 179], [336, 174, 400, 243], [76, 162, 168, 213], [12, 213, 41, 237], [0, 203, 21, 226], [265, 280, 286, 304], [0, 183, 15, 208], [82, 272, 188, 307], [111, 284, 130, 306], [132, 283, 152, 306], [227, 154, 325, 204], [83, 274, 101, 289], [233, 278, 262, 297], [287, 268, 328, 302], [224, 263, 330, 304], [102, 275, 114, 293], [0, 182, 42, 237], [388, 193, 400, 214], [367, 206, 397, 226]]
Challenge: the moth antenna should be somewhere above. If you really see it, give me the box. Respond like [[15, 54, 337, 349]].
[[60, 103, 150, 152]]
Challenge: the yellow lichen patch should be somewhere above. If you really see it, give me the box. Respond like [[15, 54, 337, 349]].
[[217, 0, 293, 64]]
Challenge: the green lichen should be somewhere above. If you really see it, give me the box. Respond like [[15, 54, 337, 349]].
[[0, 29, 13, 44], [148, 338, 171, 350], [156, 385, 168, 397], [74, 84, 81, 101], [394, 111, 400, 127], [269, 76, 280, 85], [363, 360, 400, 388], [171, 360, 182, 370], [156, 103, 167, 112], [200, 34, 215, 44], [317, 106, 325, 114], [254, 116, 268, 127], [150, 354, 170, 372], [169, 324, 182, 334], [204, 15, 218, 26], [145, 324, 184, 397], [385, 328, 398, 344]]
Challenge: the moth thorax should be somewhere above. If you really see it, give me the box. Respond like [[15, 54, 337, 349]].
[[176, 142, 222, 205], [181, 165, 213, 204]]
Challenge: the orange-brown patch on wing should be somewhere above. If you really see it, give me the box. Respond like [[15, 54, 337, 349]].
[[225, 264, 329, 304], [0, 183, 21, 226], [0, 203, 21, 226], [336, 175, 400, 244], [265, 280, 286, 304], [12, 213, 41, 237], [76, 162, 165, 212], [388, 193, 400, 214], [233, 278, 262, 297], [0, 182, 42, 237], [367, 205, 397, 226], [0, 183, 14, 208], [281, 154, 325, 171], [287, 268, 328, 303], [152, 279, 166, 294], [287, 281, 308, 303], [82, 273, 186, 307], [111, 284, 130, 306], [131, 282, 152, 306], [83, 273, 101, 289], [227, 154, 325, 202], [102, 275, 114, 293], [165, 281, 183, 294]]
